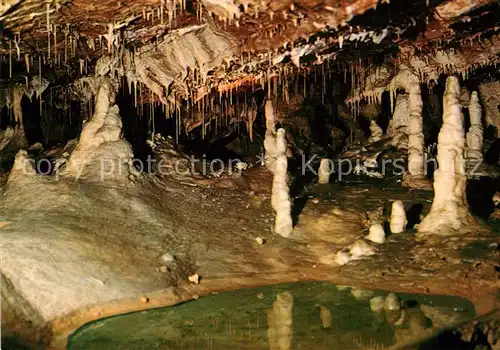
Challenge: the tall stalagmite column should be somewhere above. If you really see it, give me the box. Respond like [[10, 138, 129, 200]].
[[271, 129, 293, 237], [418, 77, 474, 235], [264, 99, 278, 172], [272, 128, 293, 237], [391, 70, 429, 189], [465, 91, 483, 176]]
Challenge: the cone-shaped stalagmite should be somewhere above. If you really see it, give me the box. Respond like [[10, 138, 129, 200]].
[[418, 77, 475, 235], [390, 200, 407, 233], [64, 77, 134, 184], [317, 158, 331, 184], [368, 120, 383, 143]]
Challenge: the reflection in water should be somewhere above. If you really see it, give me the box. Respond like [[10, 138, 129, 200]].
[[67, 282, 475, 350], [266, 291, 294, 350], [319, 305, 333, 329]]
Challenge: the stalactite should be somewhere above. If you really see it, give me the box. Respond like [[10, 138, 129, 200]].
[[53, 24, 57, 61], [9, 40, 12, 78], [24, 54, 30, 73], [47, 4, 51, 61]]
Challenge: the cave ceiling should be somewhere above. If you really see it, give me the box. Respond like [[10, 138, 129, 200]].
[[1, 0, 499, 105]]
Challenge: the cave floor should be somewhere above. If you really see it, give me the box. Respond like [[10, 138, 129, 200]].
[[0, 168, 498, 349]]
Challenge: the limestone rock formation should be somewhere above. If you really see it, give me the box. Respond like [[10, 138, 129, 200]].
[[317, 158, 331, 184], [264, 99, 278, 172], [7, 150, 37, 185], [465, 91, 483, 176], [271, 128, 293, 237], [418, 77, 475, 235], [368, 120, 383, 144], [390, 200, 407, 234], [391, 70, 428, 189], [367, 224, 386, 244], [478, 81, 500, 137], [491, 192, 500, 220], [267, 291, 294, 350], [388, 94, 410, 149], [63, 78, 134, 184]]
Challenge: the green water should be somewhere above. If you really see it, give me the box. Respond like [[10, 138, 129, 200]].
[[67, 282, 475, 350]]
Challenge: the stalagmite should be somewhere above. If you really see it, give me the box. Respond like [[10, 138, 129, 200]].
[[465, 91, 483, 176], [7, 150, 36, 185], [367, 120, 383, 143], [391, 70, 429, 189], [418, 77, 475, 235], [264, 99, 278, 172], [317, 158, 331, 184], [319, 306, 332, 328], [63, 77, 135, 184], [491, 192, 500, 220], [390, 200, 407, 233], [367, 223, 385, 244], [477, 81, 500, 137], [272, 129, 293, 237], [10, 85, 28, 146], [387, 94, 410, 149], [267, 291, 294, 350]]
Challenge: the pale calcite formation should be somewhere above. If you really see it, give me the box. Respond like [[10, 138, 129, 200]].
[[7, 150, 37, 185], [367, 120, 383, 144], [334, 237, 377, 266], [317, 158, 331, 184], [370, 296, 385, 312], [390, 200, 407, 233], [267, 291, 294, 350], [492, 192, 500, 220], [7, 85, 30, 147], [245, 105, 257, 142], [319, 305, 332, 329], [64, 78, 134, 184], [418, 77, 474, 235], [390, 70, 427, 186], [271, 128, 293, 237], [388, 94, 410, 149], [478, 81, 500, 137], [11, 85, 25, 131], [264, 99, 278, 172], [465, 91, 483, 175], [348, 67, 428, 187], [384, 293, 401, 311], [367, 223, 385, 244]]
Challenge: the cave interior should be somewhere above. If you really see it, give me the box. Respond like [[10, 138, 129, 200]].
[[0, 0, 499, 349]]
